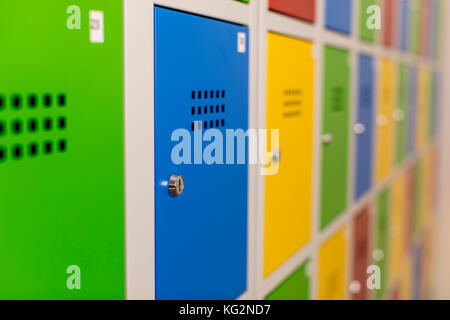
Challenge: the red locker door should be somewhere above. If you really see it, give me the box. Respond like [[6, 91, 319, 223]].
[[382, 0, 396, 47], [390, 284, 400, 300], [269, 0, 315, 23], [419, 0, 431, 56], [352, 206, 371, 300]]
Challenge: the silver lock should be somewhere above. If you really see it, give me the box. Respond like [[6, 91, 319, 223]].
[[271, 148, 281, 163], [168, 174, 184, 197], [376, 115, 388, 127], [349, 280, 362, 294], [372, 248, 384, 262], [392, 109, 405, 122], [322, 133, 333, 145], [353, 123, 366, 135]]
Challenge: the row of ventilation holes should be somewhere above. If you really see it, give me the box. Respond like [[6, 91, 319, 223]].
[[192, 104, 225, 115], [0, 117, 67, 136], [191, 119, 225, 131], [0, 140, 67, 161], [192, 90, 225, 100], [0, 94, 66, 109]]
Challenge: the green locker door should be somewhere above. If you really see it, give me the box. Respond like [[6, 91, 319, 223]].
[[395, 63, 408, 165], [374, 187, 390, 300], [265, 260, 310, 300], [0, 1, 124, 299], [409, 0, 420, 54], [359, 0, 377, 43], [320, 46, 350, 229]]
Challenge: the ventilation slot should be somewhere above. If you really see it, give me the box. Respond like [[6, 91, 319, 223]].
[[282, 88, 303, 119], [12, 144, 23, 160], [29, 143, 38, 157], [28, 94, 38, 108], [12, 95, 22, 109]]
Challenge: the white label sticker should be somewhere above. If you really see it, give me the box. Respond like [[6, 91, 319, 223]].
[[89, 10, 104, 43], [237, 32, 246, 53]]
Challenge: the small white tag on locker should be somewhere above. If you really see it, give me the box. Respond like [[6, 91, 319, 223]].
[[237, 32, 246, 53], [90, 10, 104, 43]]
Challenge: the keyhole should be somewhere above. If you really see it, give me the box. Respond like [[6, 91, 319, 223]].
[[169, 174, 184, 197]]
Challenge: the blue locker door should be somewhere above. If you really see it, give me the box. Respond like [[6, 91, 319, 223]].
[[154, 7, 249, 299], [354, 55, 374, 200], [399, 0, 409, 51], [325, 0, 352, 34], [407, 66, 417, 155]]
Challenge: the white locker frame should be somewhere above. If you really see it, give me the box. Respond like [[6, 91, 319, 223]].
[[433, 0, 450, 299], [124, 0, 445, 300]]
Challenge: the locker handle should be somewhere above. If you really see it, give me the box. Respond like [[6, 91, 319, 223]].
[[322, 133, 333, 145], [372, 249, 384, 262], [376, 115, 388, 127], [392, 109, 405, 122], [349, 280, 362, 294], [353, 123, 366, 135], [265, 148, 281, 164], [271, 148, 281, 163]]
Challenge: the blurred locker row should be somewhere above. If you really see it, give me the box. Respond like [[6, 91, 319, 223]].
[[261, 0, 442, 300]]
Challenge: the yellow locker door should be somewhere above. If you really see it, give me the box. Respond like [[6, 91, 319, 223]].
[[423, 148, 434, 229], [318, 227, 348, 300], [375, 59, 395, 183], [389, 171, 406, 285], [264, 32, 315, 277], [400, 254, 412, 300], [416, 66, 430, 150]]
